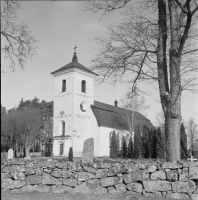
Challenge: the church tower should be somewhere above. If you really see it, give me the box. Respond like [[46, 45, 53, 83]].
[[51, 48, 98, 157]]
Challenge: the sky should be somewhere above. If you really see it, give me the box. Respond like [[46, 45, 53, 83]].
[[1, 1, 198, 125]]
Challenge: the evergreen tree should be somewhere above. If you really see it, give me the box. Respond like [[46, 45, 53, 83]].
[[142, 125, 149, 158], [122, 136, 127, 158], [148, 128, 155, 158], [153, 128, 157, 158], [116, 133, 120, 157], [120, 135, 124, 157], [180, 123, 188, 159], [110, 131, 117, 158], [133, 125, 142, 158], [128, 136, 133, 158], [156, 128, 166, 159], [148, 128, 152, 158]]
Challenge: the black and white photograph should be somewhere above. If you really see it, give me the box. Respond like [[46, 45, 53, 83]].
[[1, 1, 198, 199]]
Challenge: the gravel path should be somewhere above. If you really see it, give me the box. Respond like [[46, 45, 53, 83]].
[[1, 191, 173, 200]]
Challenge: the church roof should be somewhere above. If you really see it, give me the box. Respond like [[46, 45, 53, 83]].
[[91, 101, 153, 132], [51, 53, 98, 76]]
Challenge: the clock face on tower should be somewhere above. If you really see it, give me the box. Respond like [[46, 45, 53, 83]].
[[80, 102, 87, 112]]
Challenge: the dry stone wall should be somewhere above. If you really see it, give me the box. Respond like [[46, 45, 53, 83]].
[[1, 159, 198, 199]]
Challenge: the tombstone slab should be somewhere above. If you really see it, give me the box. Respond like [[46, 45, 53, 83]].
[[7, 148, 14, 160], [82, 138, 94, 163]]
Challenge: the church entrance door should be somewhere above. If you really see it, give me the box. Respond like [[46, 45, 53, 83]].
[[59, 143, 64, 155]]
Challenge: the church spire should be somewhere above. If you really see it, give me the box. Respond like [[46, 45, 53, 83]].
[[72, 45, 78, 62]]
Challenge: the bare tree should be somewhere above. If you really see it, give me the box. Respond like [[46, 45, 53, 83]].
[[1, 0, 38, 71], [85, 0, 198, 161], [155, 111, 165, 132], [19, 107, 43, 157], [41, 118, 53, 153], [121, 93, 150, 116], [120, 93, 150, 140], [1, 108, 25, 155], [187, 117, 198, 155]]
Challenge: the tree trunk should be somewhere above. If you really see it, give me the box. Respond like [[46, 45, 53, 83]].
[[25, 145, 30, 157], [157, 0, 184, 161], [164, 48, 182, 162], [13, 144, 16, 158], [20, 143, 22, 157], [165, 106, 181, 161], [25, 130, 30, 157]]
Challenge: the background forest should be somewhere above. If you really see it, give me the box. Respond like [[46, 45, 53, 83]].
[[1, 97, 53, 157]]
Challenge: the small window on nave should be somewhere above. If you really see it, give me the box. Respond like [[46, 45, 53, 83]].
[[81, 80, 86, 93], [62, 80, 66, 92]]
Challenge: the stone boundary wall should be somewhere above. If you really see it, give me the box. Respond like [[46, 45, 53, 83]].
[[1, 159, 198, 200]]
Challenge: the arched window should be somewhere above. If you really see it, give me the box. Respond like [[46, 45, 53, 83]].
[[81, 80, 86, 93], [62, 121, 65, 136], [62, 80, 66, 92]]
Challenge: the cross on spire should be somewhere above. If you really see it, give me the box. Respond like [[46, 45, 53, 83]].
[[72, 45, 78, 62], [73, 45, 77, 53]]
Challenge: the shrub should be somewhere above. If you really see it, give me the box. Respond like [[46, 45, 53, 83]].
[[110, 131, 117, 158], [45, 151, 51, 157], [69, 147, 73, 162], [180, 123, 188, 159], [142, 125, 149, 158]]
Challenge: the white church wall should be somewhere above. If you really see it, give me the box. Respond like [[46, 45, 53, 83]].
[[52, 67, 97, 157], [99, 127, 112, 157], [91, 111, 100, 157], [64, 138, 73, 156], [52, 138, 73, 157], [70, 71, 95, 157], [72, 71, 94, 95], [54, 72, 74, 95], [53, 140, 60, 156], [72, 72, 94, 139], [53, 73, 74, 138]]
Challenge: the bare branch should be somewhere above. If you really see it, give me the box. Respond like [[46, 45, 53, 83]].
[[174, 0, 188, 14], [1, 0, 39, 71], [182, 48, 198, 55], [85, 0, 132, 18], [132, 52, 148, 92]]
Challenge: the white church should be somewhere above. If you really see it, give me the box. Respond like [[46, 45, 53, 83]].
[[51, 50, 153, 157]]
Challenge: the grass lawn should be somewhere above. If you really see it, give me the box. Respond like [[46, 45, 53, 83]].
[[2, 153, 193, 164], [1, 191, 172, 200], [1, 155, 166, 164]]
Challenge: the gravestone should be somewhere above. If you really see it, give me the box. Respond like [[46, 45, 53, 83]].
[[7, 148, 14, 160], [82, 138, 94, 163]]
